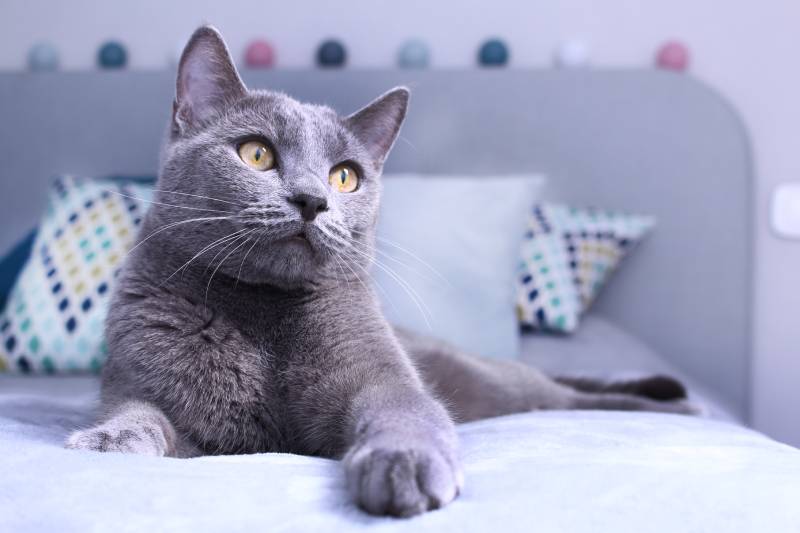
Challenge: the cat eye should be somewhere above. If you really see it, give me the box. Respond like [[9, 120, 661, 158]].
[[328, 164, 359, 193], [238, 141, 275, 171]]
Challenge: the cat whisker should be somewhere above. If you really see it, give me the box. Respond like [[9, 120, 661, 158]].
[[203, 227, 255, 277], [239, 208, 290, 221], [315, 226, 403, 314], [319, 226, 427, 304], [314, 226, 379, 302], [329, 250, 357, 307], [104, 189, 237, 214], [345, 236, 443, 287], [329, 250, 348, 285], [247, 218, 300, 239], [204, 230, 258, 306], [350, 254, 399, 314], [338, 247, 418, 324], [160, 228, 250, 286], [349, 228, 450, 288], [126, 216, 233, 258], [235, 229, 267, 289], [148, 188, 245, 207], [331, 248, 376, 310], [338, 243, 432, 330], [397, 134, 418, 153]]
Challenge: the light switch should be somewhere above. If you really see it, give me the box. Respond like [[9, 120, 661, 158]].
[[772, 182, 800, 238]]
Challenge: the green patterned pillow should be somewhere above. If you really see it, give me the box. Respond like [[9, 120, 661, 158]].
[[516, 204, 654, 333], [0, 176, 151, 373]]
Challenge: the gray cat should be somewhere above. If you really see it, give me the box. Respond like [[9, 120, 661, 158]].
[[65, 26, 695, 517]]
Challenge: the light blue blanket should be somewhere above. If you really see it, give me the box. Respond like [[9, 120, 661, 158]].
[[1, 377, 798, 532]]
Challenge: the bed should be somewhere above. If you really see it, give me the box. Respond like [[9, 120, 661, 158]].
[[1, 69, 793, 531]]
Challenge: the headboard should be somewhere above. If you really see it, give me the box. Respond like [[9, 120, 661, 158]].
[[0, 70, 753, 419]]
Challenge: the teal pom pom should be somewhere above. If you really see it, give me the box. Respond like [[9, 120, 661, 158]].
[[28, 43, 59, 72], [398, 39, 430, 69]]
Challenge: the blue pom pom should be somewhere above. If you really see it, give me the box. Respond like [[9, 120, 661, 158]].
[[317, 40, 346, 68], [28, 42, 60, 72], [398, 39, 430, 69], [98, 41, 127, 69], [478, 38, 509, 67]]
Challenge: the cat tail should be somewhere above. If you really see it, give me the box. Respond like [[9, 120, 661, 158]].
[[555, 374, 688, 401]]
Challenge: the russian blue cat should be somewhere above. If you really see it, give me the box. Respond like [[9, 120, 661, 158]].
[[66, 27, 694, 517]]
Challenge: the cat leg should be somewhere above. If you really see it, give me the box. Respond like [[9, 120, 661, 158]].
[[65, 400, 179, 457], [287, 332, 462, 517], [342, 385, 462, 517]]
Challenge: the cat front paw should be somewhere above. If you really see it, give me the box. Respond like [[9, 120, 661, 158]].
[[65, 425, 168, 456], [344, 438, 463, 517]]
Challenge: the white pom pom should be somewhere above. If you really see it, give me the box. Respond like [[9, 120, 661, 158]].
[[554, 40, 590, 68]]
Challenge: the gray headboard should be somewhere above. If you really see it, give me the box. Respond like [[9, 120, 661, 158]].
[[0, 70, 753, 419]]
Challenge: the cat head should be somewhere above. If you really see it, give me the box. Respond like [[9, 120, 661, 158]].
[[156, 26, 407, 287]]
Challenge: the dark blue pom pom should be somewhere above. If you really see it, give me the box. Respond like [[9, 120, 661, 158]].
[[98, 41, 128, 69], [317, 40, 346, 68], [478, 39, 509, 67]]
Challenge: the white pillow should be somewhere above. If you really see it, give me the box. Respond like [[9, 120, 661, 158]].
[[375, 174, 546, 358]]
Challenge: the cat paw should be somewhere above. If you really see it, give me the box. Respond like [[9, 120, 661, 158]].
[[65, 425, 168, 456], [344, 439, 463, 517]]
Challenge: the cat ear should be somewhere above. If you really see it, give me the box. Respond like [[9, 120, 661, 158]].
[[173, 26, 247, 133], [345, 87, 409, 165]]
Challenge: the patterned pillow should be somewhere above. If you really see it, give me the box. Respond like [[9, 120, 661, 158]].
[[0, 176, 151, 373], [516, 204, 654, 333]]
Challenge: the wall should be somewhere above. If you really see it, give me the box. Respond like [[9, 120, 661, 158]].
[[0, 0, 798, 445]]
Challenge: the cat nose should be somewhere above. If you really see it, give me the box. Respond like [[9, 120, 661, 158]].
[[288, 193, 328, 222]]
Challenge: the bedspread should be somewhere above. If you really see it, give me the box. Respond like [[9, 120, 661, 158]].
[[0, 378, 798, 532]]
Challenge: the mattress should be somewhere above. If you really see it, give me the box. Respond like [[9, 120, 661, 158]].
[[1, 318, 794, 531]]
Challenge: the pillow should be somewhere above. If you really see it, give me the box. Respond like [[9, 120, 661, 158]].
[[516, 204, 654, 333], [376, 174, 546, 359], [0, 229, 36, 312], [0, 173, 543, 373], [0, 176, 151, 373]]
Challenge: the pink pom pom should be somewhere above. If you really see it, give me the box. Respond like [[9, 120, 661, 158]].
[[656, 41, 689, 71], [244, 40, 275, 68]]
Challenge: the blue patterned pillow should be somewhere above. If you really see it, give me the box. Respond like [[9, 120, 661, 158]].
[[0, 176, 151, 373], [516, 204, 654, 333]]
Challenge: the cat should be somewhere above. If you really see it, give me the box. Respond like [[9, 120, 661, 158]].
[[65, 26, 695, 517]]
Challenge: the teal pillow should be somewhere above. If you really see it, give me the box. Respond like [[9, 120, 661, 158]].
[[516, 204, 654, 333], [0, 229, 36, 311], [0, 176, 152, 373]]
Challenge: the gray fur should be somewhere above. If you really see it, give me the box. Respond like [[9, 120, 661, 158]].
[[66, 26, 695, 517]]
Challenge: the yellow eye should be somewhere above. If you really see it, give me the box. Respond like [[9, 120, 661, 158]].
[[328, 165, 359, 193], [238, 141, 275, 171]]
